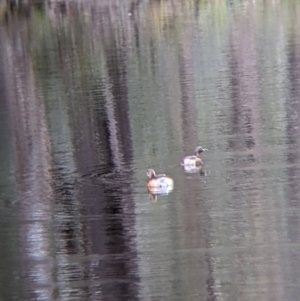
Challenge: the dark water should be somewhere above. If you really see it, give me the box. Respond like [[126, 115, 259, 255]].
[[1, 0, 300, 300]]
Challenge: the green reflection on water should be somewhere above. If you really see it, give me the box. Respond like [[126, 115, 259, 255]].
[[1, 0, 300, 300]]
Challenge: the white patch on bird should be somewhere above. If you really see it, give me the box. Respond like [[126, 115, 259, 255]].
[[183, 157, 197, 166], [157, 178, 172, 187]]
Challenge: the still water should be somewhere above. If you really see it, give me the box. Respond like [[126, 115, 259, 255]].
[[1, 0, 300, 300]]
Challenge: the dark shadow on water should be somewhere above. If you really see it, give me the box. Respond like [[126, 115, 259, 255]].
[[1, 2, 139, 299]]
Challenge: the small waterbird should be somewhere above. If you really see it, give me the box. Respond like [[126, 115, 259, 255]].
[[181, 146, 208, 167], [146, 169, 174, 193]]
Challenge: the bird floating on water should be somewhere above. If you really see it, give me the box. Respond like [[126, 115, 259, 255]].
[[146, 169, 174, 195], [181, 146, 208, 172]]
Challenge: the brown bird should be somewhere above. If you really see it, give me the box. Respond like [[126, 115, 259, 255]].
[[146, 169, 174, 193]]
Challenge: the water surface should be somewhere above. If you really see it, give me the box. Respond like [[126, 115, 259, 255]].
[[1, 1, 300, 300]]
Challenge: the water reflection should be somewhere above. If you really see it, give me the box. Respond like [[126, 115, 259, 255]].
[[1, 0, 300, 300]]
